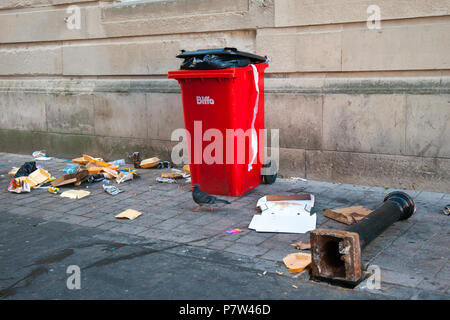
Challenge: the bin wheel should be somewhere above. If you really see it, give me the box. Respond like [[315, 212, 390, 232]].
[[262, 160, 277, 185]]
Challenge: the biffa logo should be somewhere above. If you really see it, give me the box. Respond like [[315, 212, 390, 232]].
[[196, 96, 215, 105]]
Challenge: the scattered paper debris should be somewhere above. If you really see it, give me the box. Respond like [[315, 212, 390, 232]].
[[103, 184, 122, 195], [292, 285, 298, 289], [323, 206, 372, 225], [115, 209, 142, 220], [8, 178, 30, 193], [225, 228, 243, 234], [283, 253, 312, 273], [116, 171, 133, 184], [291, 241, 311, 250], [60, 190, 91, 199]]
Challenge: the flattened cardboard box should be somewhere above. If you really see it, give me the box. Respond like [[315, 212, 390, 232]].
[[51, 170, 89, 187]]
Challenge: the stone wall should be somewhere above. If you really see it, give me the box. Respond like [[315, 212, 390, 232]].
[[0, 0, 449, 192]]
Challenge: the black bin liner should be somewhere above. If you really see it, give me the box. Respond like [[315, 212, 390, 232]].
[[177, 47, 268, 70]]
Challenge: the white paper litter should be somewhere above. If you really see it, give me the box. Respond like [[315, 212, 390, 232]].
[[249, 194, 316, 234], [248, 213, 316, 234]]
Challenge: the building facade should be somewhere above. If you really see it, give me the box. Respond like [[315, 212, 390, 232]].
[[0, 0, 449, 191]]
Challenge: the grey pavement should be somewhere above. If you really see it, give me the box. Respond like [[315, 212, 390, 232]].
[[0, 152, 449, 299]]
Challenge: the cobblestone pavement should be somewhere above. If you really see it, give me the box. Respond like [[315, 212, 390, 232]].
[[0, 152, 449, 299]]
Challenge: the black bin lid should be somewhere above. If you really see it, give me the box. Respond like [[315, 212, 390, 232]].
[[176, 47, 267, 63]]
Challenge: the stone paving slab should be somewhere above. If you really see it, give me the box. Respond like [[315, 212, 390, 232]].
[[0, 152, 449, 298]]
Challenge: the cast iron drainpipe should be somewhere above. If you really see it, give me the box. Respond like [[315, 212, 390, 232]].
[[310, 191, 416, 285]]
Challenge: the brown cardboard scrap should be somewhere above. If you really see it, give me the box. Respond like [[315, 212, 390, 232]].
[[51, 170, 89, 187], [183, 165, 190, 174], [27, 168, 51, 187], [115, 209, 142, 220], [290, 241, 311, 250], [102, 167, 119, 178], [283, 253, 312, 273], [72, 157, 89, 165], [60, 190, 91, 199], [323, 206, 372, 225]]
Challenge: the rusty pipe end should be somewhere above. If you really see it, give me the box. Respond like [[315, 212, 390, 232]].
[[384, 191, 415, 220], [310, 228, 362, 284]]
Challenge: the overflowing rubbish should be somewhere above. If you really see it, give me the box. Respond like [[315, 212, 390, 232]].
[[176, 48, 267, 70], [249, 195, 316, 234], [290, 241, 311, 250], [103, 184, 122, 195], [60, 190, 90, 199], [283, 253, 312, 273], [323, 206, 372, 225], [310, 191, 416, 285], [115, 209, 142, 220], [225, 228, 243, 234]]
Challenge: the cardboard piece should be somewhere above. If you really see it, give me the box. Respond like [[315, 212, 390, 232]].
[[102, 167, 119, 178], [115, 209, 142, 220], [283, 253, 312, 273], [323, 206, 372, 225], [256, 194, 315, 216], [72, 157, 89, 165], [27, 168, 51, 187], [83, 155, 118, 169], [60, 190, 91, 199], [183, 165, 190, 174], [249, 194, 316, 234], [51, 170, 89, 187], [140, 157, 160, 169], [249, 213, 316, 234]]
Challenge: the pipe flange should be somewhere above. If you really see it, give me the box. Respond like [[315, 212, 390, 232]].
[[384, 191, 416, 220]]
